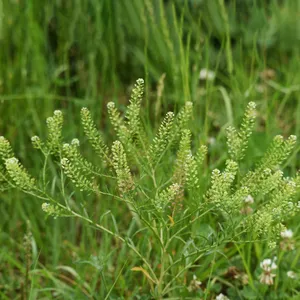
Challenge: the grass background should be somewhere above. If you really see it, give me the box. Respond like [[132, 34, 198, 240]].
[[0, 0, 300, 298]]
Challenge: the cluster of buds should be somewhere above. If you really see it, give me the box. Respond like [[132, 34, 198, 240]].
[[155, 183, 182, 213], [259, 257, 277, 285], [42, 202, 64, 219], [280, 229, 295, 251], [31, 135, 43, 149], [5, 157, 36, 191]]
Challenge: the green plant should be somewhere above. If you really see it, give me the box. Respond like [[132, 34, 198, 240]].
[[0, 79, 299, 298]]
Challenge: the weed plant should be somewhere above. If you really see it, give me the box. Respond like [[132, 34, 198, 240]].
[[1, 79, 299, 299], [1, 0, 300, 298]]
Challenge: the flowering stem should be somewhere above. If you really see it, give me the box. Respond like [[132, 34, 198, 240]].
[[69, 205, 158, 285]]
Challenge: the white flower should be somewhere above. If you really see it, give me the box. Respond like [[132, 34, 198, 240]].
[[244, 195, 254, 204], [54, 110, 62, 116], [259, 257, 277, 285], [136, 78, 144, 85], [281, 229, 293, 239], [280, 230, 295, 250], [287, 271, 296, 279], [31, 136, 40, 142], [199, 68, 215, 81], [107, 102, 115, 109], [187, 274, 202, 292], [42, 202, 50, 211], [186, 101, 193, 108], [46, 117, 53, 124], [5, 157, 18, 165], [216, 293, 229, 300], [31, 136, 42, 149], [63, 143, 70, 150], [260, 272, 276, 285], [260, 258, 277, 272], [208, 137, 216, 146], [71, 138, 80, 147]]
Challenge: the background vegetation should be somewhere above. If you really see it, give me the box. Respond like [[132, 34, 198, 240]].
[[0, 0, 299, 298]]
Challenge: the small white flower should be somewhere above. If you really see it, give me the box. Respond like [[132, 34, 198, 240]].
[[199, 68, 216, 81], [280, 230, 295, 250], [63, 143, 70, 150], [212, 169, 221, 176], [166, 111, 174, 118], [46, 117, 53, 124], [260, 258, 277, 272], [208, 137, 216, 146], [71, 138, 80, 147], [281, 229, 293, 239], [274, 135, 284, 143], [244, 195, 254, 204], [271, 261, 277, 270], [31, 136, 40, 142], [287, 271, 297, 279], [248, 102, 256, 109], [216, 293, 229, 300], [259, 257, 277, 285], [260, 272, 276, 285], [187, 274, 202, 292], [5, 157, 18, 165], [31, 136, 42, 149], [107, 102, 115, 109], [42, 202, 50, 211], [54, 110, 62, 116], [170, 183, 181, 193], [136, 78, 144, 85]]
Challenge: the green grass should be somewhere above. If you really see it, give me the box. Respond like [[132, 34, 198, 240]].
[[0, 0, 300, 299]]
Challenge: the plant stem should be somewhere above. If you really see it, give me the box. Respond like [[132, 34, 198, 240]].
[[157, 227, 166, 297]]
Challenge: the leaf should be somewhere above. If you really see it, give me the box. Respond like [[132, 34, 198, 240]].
[[168, 215, 175, 226], [241, 286, 259, 299], [131, 267, 157, 284]]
